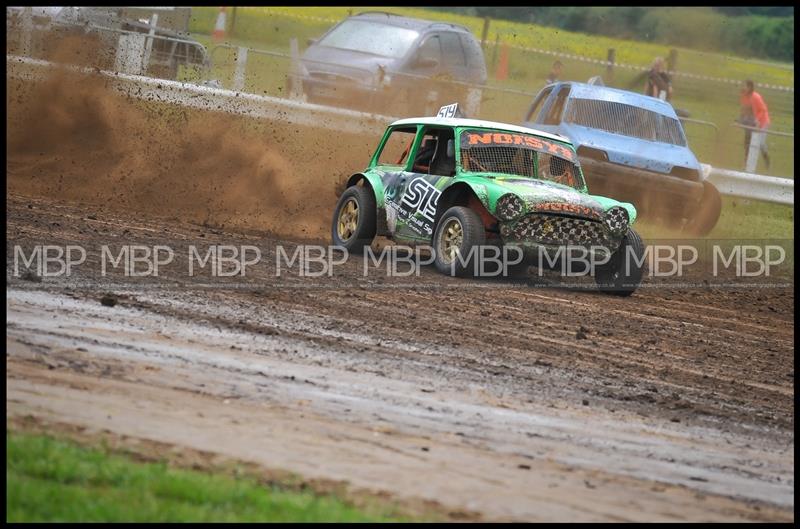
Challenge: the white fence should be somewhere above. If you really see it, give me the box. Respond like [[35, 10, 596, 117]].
[[7, 54, 794, 206]]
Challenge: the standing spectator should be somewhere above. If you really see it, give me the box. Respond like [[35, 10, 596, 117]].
[[738, 79, 770, 169], [644, 57, 672, 102], [545, 60, 563, 85]]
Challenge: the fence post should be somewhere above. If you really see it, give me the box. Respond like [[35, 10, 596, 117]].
[[233, 46, 248, 92], [481, 17, 490, 50], [230, 7, 237, 38], [289, 37, 303, 101], [606, 48, 615, 83], [141, 13, 159, 76], [745, 129, 764, 173], [491, 34, 499, 70], [20, 6, 33, 56]]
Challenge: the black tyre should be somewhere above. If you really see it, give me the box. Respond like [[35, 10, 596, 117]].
[[331, 185, 377, 254], [684, 181, 722, 237], [433, 206, 486, 277], [595, 228, 646, 296]]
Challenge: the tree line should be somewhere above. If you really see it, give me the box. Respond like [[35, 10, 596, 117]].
[[429, 7, 794, 63]]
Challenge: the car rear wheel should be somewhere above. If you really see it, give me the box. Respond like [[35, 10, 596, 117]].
[[433, 206, 486, 277], [595, 228, 646, 296], [331, 185, 376, 254]]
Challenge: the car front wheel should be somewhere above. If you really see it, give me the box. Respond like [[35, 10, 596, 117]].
[[433, 206, 486, 277], [595, 228, 646, 296]]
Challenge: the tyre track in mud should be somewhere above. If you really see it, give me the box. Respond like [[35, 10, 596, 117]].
[[6, 194, 794, 520]]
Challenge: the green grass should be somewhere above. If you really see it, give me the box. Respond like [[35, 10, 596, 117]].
[[709, 197, 794, 240], [186, 7, 794, 179], [6, 431, 409, 522], [634, 198, 794, 241]]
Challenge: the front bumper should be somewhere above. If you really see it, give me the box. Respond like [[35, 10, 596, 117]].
[[500, 213, 624, 263]]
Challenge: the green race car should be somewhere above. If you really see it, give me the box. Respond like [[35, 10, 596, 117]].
[[332, 104, 646, 295]]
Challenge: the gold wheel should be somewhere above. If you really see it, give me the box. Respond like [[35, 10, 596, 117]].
[[336, 197, 359, 241], [438, 217, 464, 264]]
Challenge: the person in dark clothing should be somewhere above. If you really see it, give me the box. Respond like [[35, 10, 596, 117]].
[[644, 57, 672, 102]]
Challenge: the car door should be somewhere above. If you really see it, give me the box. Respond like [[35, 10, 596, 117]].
[[382, 126, 455, 243]]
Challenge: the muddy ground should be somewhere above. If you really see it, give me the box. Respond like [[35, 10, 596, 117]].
[[5, 65, 795, 521]]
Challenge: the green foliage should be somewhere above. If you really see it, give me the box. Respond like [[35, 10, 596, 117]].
[[6, 432, 408, 522], [429, 7, 794, 62]]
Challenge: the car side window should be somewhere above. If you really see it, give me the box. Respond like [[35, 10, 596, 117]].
[[414, 34, 442, 72], [526, 86, 553, 123], [543, 86, 571, 125], [412, 133, 438, 173], [425, 128, 456, 177], [376, 127, 417, 168]]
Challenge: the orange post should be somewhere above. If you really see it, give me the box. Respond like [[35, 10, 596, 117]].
[[496, 43, 510, 81]]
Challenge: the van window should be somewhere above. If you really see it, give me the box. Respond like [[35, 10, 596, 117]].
[[440, 32, 466, 67], [459, 33, 486, 82], [317, 19, 419, 59], [416, 35, 442, 67]]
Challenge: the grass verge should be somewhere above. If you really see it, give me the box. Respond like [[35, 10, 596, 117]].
[[6, 430, 411, 522]]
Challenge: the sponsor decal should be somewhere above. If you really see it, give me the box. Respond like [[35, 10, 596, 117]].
[[382, 176, 442, 237], [400, 177, 440, 225], [461, 130, 576, 162], [533, 201, 601, 220]]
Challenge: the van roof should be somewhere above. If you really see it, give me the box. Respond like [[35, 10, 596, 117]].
[[352, 11, 470, 33]]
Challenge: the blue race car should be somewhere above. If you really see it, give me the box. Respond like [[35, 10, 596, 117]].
[[522, 82, 721, 235]]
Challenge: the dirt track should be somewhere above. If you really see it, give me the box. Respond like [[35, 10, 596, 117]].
[[6, 193, 795, 521], [5, 63, 795, 520]]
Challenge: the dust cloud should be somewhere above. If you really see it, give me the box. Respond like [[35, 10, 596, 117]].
[[7, 39, 377, 240]]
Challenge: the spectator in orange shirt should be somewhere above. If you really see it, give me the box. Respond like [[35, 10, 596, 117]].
[[738, 79, 770, 169]]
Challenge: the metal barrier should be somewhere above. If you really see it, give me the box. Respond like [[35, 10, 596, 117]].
[[702, 164, 794, 206], [8, 54, 794, 207]]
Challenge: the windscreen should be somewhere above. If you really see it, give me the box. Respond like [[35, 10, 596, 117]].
[[459, 129, 585, 190], [564, 98, 687, 146], [317, 19, 419, 59]]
